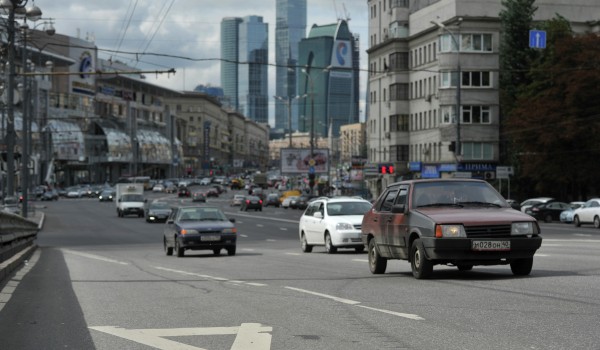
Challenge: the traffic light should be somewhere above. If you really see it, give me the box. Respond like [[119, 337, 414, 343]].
[[378, 163, 395, 174], [308, 173, 315, 188]]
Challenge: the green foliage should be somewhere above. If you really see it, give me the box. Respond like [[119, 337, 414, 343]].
[[507, 15, 600, 199]]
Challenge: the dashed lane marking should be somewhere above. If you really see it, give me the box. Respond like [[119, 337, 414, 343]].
[[284, 286, 424, 321], [153, 266, 267, 287], [352, 259, 368, 263], [285, 253, 301, 256]]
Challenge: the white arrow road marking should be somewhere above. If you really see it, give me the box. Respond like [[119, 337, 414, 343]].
[[285, 286, 424, 321], [89, 323, 272, 350], [62, 249, 128, 265]]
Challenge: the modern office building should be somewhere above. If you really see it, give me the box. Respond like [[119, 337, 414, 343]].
[[297, 20, 360, 139], [366, 0, 600, 197], [238, 16, 269, 124], [274, 0, 307, 132], [220, 17, 242, 112], [220, 16, 269, 125]]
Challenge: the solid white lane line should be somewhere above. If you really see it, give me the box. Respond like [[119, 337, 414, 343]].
[[62, 249, 128, 265], [284, 286, 424, 321]]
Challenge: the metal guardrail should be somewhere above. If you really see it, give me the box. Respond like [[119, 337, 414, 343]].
[[0, 211, 40, 281]]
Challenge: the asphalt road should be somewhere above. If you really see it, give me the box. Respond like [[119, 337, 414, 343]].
[[1, 189, 599, 350]]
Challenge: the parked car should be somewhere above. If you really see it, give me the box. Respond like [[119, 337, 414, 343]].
[[299, 197, 372, 254], [520, 197, 554, 213], [264, 193, 280, 207], [572, 198, 600, 228], [163, 205, 237, 257], [178, 186, 191, 197], [559, 202, 585, 223], [526, 201, 572, 222], [191, 191, 207, 202], [145, 201, 172, 223], [230, 194, 245, 207], [362, 179, 542, 279], [98, 189, 115, 202], [240, 195, 262, 211]]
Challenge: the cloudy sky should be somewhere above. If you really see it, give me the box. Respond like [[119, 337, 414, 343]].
[[40, 0, 369, 125]]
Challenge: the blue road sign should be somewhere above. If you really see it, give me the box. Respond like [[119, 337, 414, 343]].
[[529, 30, 546, 49], [309, 166, 315, 174]]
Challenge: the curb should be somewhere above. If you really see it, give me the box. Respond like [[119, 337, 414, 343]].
[[0, 243, 37, 283]]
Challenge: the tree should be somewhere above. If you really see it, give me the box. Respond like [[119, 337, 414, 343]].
[[507, 17, 600, 199]]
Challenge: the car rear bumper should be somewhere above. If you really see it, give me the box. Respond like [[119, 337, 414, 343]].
[[178, 234, 237, 250], [421, 236, 543, 262]]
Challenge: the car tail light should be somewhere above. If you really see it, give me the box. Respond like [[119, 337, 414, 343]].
[[259, 200, 263, 204], [246, 200, 250, 204]]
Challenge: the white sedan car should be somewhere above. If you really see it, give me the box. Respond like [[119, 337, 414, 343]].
[[298, 197, 373, 254], [572, 198, 600, 228]]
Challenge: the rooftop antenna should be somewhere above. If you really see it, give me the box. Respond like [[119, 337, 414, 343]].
[[342, 3, 351, 22]]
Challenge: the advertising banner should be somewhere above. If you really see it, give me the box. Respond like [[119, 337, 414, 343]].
[[280, 148, 329, 174]]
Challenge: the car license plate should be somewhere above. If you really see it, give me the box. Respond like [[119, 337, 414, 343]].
[[201, 235, 221, 242], [472, 240, 510, 251]]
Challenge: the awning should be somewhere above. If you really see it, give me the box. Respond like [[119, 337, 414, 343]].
[[46, 120, 85, 161], [138, 129, 172, 164], [94, 120, 132, 162]]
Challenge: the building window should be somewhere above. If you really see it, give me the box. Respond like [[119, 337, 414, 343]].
[[462, 71, 492, 87], [389, 83, 409, 101], [440, 33, 493, 53], [441, 105, 456, 124], [462, 105, 491, 124], [462, 142, 494, 160], [391, 145, 409, 161], [389, 52, 409, 71], [390, 114, 409, 132]]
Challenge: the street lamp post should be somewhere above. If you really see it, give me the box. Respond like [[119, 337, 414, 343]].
[[0, 0, 42, 216], [432, 18, 462, 164], [300, 67, 315, 195]]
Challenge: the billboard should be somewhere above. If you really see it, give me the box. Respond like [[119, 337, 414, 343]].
[[280, 148, 330, 174], [330, 40, 352, 69]]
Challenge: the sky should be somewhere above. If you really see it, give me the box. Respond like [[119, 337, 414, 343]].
[[39, 0, 370, 125]]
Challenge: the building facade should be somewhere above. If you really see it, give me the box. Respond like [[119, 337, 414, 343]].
[[274, 0, 307, 132], [366, 0, 600, 197], [2, 29, 269, 189], [298, 20, 360, 139]]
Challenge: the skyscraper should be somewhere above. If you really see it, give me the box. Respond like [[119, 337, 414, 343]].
[[298, 20, 360, 138], [220, 17, 242, 111], [220, 16, 269, 124], [275, 0, 307, 131], [238, 16, 269, 124]]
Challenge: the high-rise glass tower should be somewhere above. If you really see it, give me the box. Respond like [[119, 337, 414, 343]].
[[298, 20, 359, 138], [220, 17, 242, 111], [275, 0, 307, 131], [239, 16, 269, 124]]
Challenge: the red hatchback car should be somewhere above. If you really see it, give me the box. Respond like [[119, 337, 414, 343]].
[[361, 179, 542, 279]]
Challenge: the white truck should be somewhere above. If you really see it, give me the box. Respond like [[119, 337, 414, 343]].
[[115, 183, 146, 218]]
